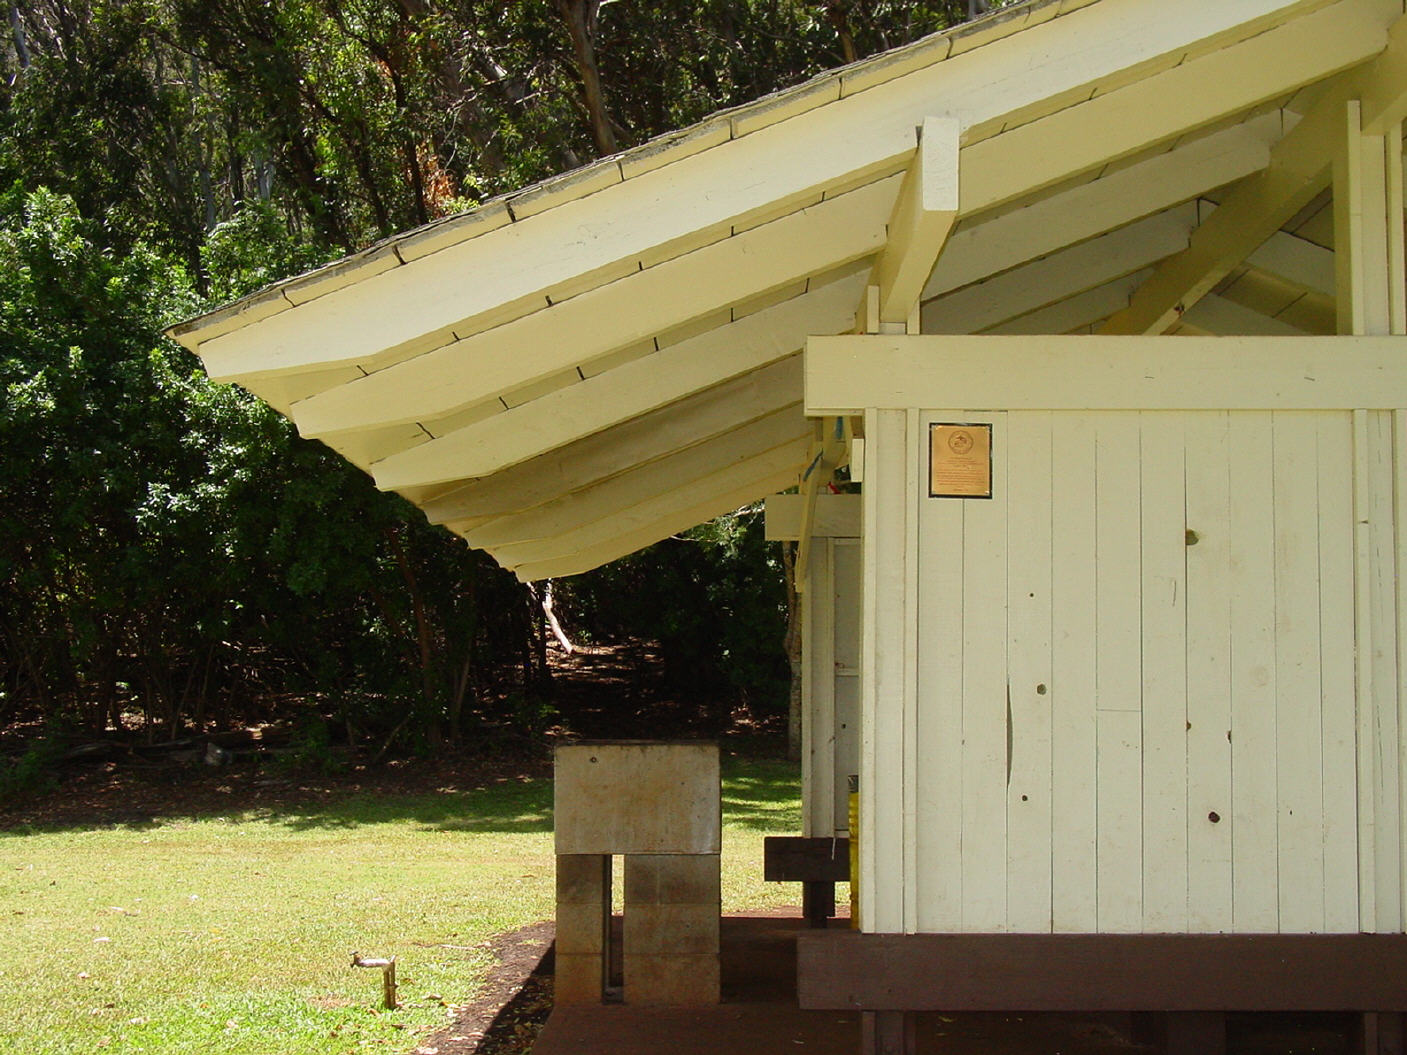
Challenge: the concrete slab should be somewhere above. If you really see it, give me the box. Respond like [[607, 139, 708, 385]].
[[554, 741, 720, 855]]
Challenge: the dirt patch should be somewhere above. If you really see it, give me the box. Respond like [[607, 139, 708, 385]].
[[412, 922, 555, 1055]]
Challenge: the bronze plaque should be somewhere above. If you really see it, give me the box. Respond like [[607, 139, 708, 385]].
[[929, 423, 992, 498]]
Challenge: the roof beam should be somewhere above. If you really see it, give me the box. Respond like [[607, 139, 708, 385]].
[[1100, 12, 1407, 335], [805, 334, 1407, 416], [187, 0, 1367, 384], [959, 0, 1393, 221], [1247, 228, 1335, 296], [418, 364, 804, 525], [501, 467, 803, 583], [1177, 293, 1311, 335], [873, 116, 959, 325], [462, 406, 807, 549], [367, 272, 860, 488], [922, 116, 1277, 303], [289, 181, 892, 440], [487, 441, 810, 571], [983, 270, 1153, 335], [921, 205, 1197, 334]]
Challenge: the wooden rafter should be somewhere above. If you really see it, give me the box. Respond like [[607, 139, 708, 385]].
[[921, 206, 1198, 334], [367, 273, 863, 489], [1100, 11, 1407, 335], [922, 116, 1277, 304], [872, 116, 959, 326], [461, 406, 807, 549], [417, 363, 806, 525]]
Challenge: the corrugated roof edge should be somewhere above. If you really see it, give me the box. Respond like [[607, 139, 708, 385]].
[[166, 0, 1069, 345]]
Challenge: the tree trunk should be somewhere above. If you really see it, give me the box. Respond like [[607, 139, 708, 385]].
[[554, 0, 618, 156], [9, 3, 29, 73], [782, 541, 803, 763], [825, 2, 858, 65], [539, 580, 575, 655]]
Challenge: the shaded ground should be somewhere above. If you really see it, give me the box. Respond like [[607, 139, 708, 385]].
[[412, 921, 556, 1055], [0, 640, 785, 833]]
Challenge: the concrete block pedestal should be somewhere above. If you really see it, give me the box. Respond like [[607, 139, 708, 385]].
[[553, 742, 721, 1007]]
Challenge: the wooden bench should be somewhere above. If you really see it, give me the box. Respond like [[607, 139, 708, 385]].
[[797, 931, 1407, 1055], [762, 836, 850, 928]]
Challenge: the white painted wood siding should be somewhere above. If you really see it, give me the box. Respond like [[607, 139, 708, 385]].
[[897, 408, 1390, 934]]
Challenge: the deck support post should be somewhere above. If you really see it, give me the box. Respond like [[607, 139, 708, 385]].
[[1358, 1013, 1405, 1055], [861, 1010, 916, 1055]]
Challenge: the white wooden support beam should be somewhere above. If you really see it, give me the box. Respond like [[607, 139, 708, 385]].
[[922, 115, 1278, 305], [369, 272, 863, 490], [873, 117, 959, 326], [1100, 12, 1407, 336], [1336, 100, 1400, 336], [763, 493, 862, 541], [805, 334, 1407, 415], [501, 465, 803, 582], [418, 365, 804, 525], [922, 205, 1198, 334], [794, 416, 851, 593], [488, 439, 810, 569], [290, 181, 892, 440], [460, 406, 807, 549], [1333, 89, 1407, 936]]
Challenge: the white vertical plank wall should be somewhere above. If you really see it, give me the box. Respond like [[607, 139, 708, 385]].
[[914, 410, 967, 932], [1005, 412, 1054, 933], [1050, 416, 1099, 933], [1184, 412, 1233, 932], [881, 408, 1384, 934]]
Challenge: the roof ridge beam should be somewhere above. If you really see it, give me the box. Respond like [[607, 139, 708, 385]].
[[1099, 11, 1407, 335]]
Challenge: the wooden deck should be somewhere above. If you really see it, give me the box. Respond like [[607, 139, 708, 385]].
[[529, 914, 1197, 1055]]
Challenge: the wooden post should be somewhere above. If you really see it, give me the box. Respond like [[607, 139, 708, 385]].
[[862, 1010, 916, 1055], [351, 952, 398, 1010]]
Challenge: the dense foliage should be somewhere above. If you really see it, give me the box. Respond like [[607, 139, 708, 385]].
[[0, 0, 989, 763]]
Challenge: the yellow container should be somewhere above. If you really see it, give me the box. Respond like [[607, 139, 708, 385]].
[[847, 774, 859, 929]]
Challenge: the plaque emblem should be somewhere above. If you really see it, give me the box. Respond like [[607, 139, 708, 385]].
[[929, 422, 992, 499]]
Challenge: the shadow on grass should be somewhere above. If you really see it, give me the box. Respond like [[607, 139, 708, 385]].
[[0, 753, 802, 837], [720, 756, 802, 833]]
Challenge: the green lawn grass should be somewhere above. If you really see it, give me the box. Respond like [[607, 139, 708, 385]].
[[0, 755, 806, 1055]]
